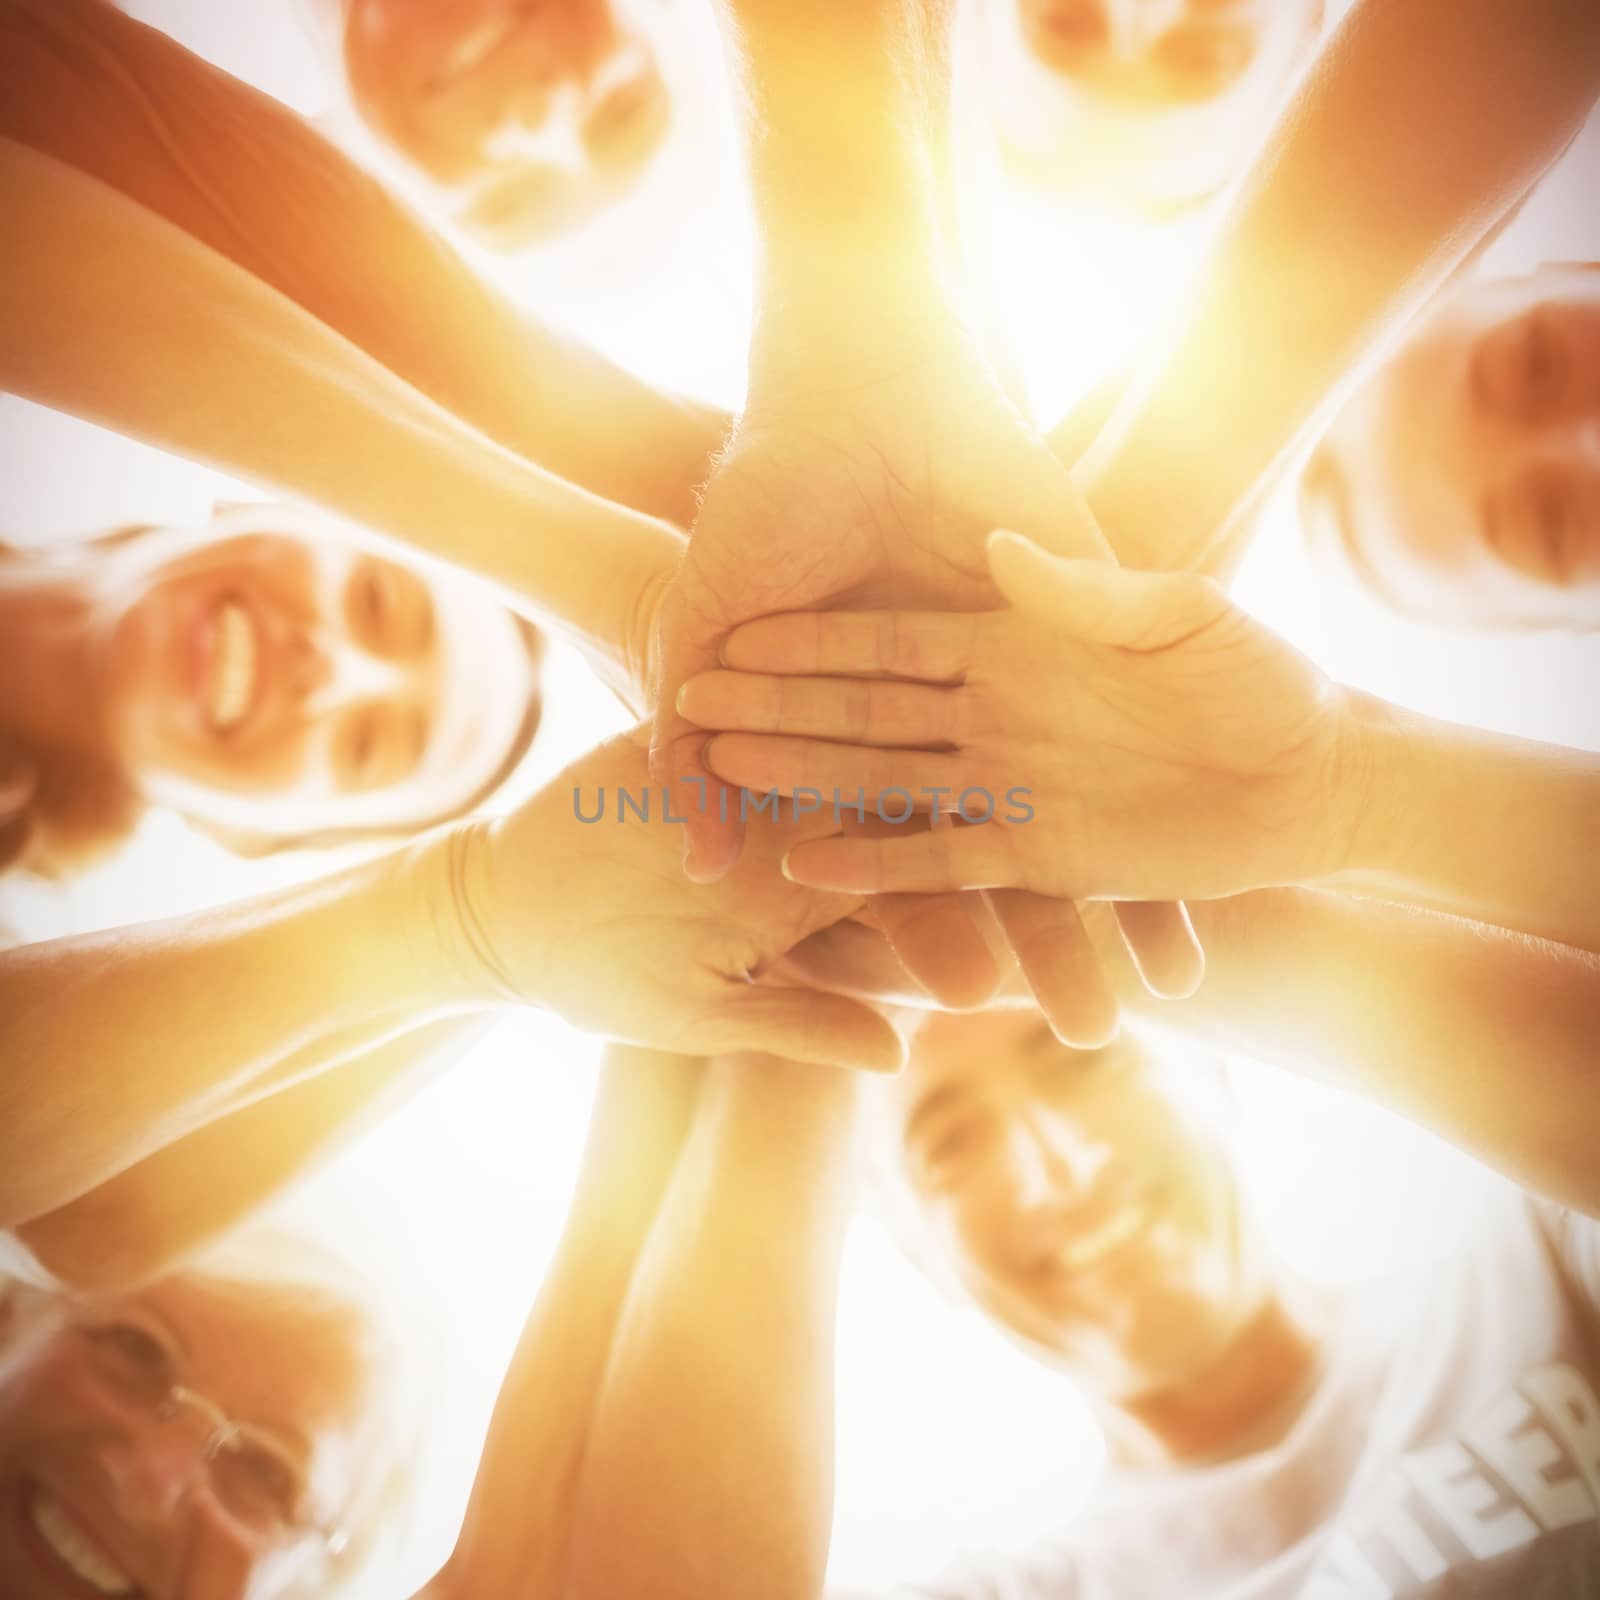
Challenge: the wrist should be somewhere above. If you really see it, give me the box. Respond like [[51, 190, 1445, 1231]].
[[402, 821, 533, 1012], [1315, 689, 1418, 889]]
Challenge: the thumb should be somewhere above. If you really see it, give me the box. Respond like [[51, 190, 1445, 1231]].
[[693, 987, 906, 1075], [986, 532, 1225, 650]]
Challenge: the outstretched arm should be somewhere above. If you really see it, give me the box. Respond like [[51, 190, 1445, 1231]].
[[1061, 0, 1600, 576], [1141, 891, 1600, 1218], [686, 540, 1600, 953], [652, 0, 1198, 1041], [0, 731, 900, 1228], [0, 0, 725, 525], [568, 1053, 857, 1600], [0, 135, 680, 705], [420, 1047, 701, 1600], [14, 1017, 481, 1292]]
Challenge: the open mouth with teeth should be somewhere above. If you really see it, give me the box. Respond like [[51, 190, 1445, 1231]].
[[204, 595, 261, 737], [19, 1483, 139, 1598]]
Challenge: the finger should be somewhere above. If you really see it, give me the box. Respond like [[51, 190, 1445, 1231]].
[[720, 610, 981, 683], [705, 733, 966, 805], [985, 447, 1113, 562], [650, 599, 746, 882], [872, 892, 1001, 1011], [772, 920, 932, 1006], [783, 825, 1020, 896], [987, 533, 1224, 651], [985, 889, 1120, 1050], [691, 986, 906, 1075], [1113, 901, 1206, 1000], [678, 670, 965, 748]]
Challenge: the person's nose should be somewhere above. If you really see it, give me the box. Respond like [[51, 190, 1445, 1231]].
[[1004, 1117, 1112, 1252], [302, 632, 413, 715], [96, 1421, 210, 1530], [284, 626, 333, 703]]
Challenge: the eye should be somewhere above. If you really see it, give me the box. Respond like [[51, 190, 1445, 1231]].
[[350, 560, 432, 657], [1531, 480, 1575, 578], [1486, 468, 1580, 586], [348, 709, 381, 783], [1514, 315, 1563, 417], [350, 561, 391, 647], [1474, 311, 1568, 424], [83, 1322, 174, 1399], [216, 1439, 304, 1527]]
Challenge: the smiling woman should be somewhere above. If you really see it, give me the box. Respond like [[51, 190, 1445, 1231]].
[[0, 504, 544, 879]]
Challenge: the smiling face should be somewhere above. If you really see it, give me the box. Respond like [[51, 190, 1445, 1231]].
[[92, 509, 540, 848], [983, 0, 1323, 211], [340, 0, 671, 249], [0, 1275, 376, 1600], [1310, 265, 1600, 628], [889, 1011, 1259, 1402]]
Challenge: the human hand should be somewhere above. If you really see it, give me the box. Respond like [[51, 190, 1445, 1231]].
[[434, 727, 904, 1073], [650, 332, 1199, 1036], [680, 531, 1353, 906]]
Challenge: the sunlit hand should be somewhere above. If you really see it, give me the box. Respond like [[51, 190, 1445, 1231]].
[[650, 330, 1199, 1038], [439, 728, 904, 1073], [680, 532, 1353, 906]]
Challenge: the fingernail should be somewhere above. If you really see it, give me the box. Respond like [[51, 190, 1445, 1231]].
[[675, 681, 692, 716]]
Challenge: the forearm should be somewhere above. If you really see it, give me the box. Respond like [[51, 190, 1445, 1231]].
[[1098, 891, 1600, 1215], [0, 138, 682, 685], [0, 833, 473, 1226], [0, 0, 723, 523], [1071, 0, 1600, 575], [425, 1048, 701, 1600], [569, 1056, 857, 1600], [729, 1, 968, 369], [1326, 694, 1600, 953], [15, 1017, 477, 1292]]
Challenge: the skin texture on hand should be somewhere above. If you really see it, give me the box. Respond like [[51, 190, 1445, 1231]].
[[443, 727, 905, 1073], [679, 533, 1353, 904], [648, 334, 1207, 1039]]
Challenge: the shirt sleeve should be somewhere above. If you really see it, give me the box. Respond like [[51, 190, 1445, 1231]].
[[1530, 1199, 1600, 1314]]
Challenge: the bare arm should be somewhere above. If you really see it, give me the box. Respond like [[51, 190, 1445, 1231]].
[[14, 1017, 480, 1292], [420, 1048, 701, 1600], [1331, 694, 1600, 955], [0, 730, 900, 1228], [0, 135, 681, 701], [568, 1054, 856, 1600], [0, 0, 724, 525], [1064, 0, 1600, 575], [0, 839, 471, 1228], [1113, 891, 1600, 1216]]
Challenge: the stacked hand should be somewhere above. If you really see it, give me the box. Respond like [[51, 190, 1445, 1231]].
[[677, 532, 1355, 906], [649, 327, 1203, 1044], [438, 728, 906, 1073]]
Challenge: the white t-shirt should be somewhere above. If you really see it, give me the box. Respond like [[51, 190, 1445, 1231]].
[[890, 1202, 1600, 1599]]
